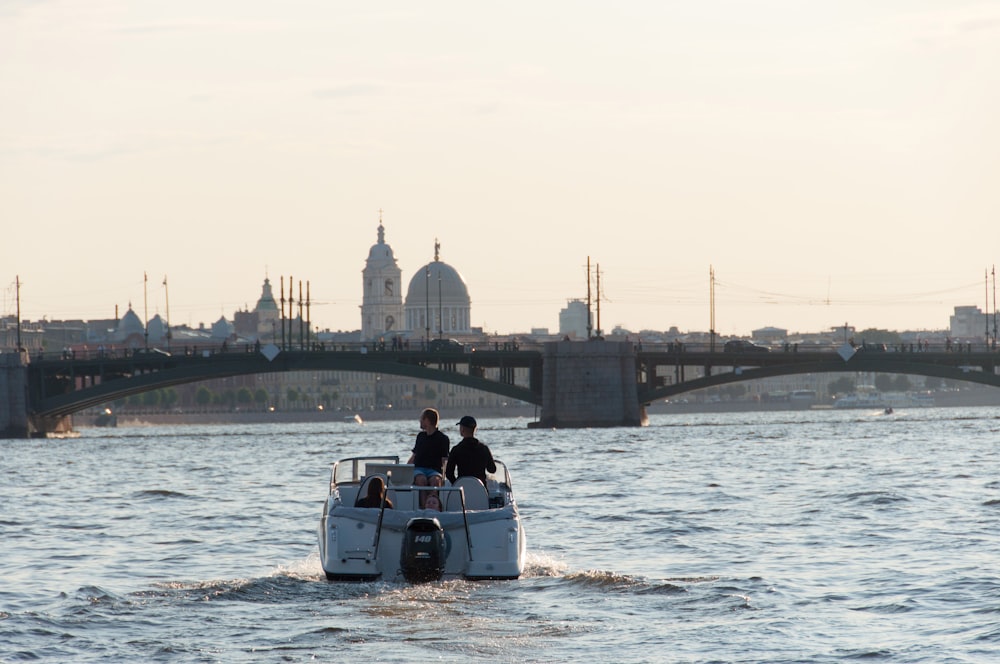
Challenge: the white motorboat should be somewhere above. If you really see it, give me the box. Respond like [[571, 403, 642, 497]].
[[318, 456, 526, 582]]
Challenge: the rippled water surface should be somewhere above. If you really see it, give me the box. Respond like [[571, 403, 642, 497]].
[[3, 408, 1000, 662]]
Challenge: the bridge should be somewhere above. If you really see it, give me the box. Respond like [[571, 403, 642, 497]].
[[3, 340, 1000, 437], [635, 344, 1000, 403]]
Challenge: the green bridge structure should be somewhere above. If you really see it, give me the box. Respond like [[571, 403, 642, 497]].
[[3, 340, 1000, 437]]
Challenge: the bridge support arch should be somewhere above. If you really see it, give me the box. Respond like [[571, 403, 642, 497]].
[[535, 340, 646, 428], [1, 352, 72, 438]]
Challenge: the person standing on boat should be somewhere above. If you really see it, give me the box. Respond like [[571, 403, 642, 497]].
[[446, 415, 496, 487], [408, 408, 450, 500]]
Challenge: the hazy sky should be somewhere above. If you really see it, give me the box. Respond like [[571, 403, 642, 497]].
[[3, 1, 998, 336]]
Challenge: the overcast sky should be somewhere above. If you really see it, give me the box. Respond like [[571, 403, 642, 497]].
[[2, 1, 998, 336]]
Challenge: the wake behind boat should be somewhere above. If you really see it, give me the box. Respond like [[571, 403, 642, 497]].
[[318, 456, 526, 582]]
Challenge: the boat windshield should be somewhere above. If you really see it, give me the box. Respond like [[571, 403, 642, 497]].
[[486, 460, 512, 490], [330, 456, 400, 488]]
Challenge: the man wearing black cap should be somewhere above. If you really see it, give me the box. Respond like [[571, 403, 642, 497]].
[[446, 415, 496, 487]]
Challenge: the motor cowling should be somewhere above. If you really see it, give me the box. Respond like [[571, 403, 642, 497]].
[[400, 517, 446, 583]]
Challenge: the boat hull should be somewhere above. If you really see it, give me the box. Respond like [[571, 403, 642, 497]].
[[318, 501, 526, 582]]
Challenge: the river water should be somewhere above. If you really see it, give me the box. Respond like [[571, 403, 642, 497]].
[[3, 407, 1000, 663]]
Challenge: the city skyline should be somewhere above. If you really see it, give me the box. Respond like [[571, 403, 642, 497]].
[[3, 2, 998, 336]]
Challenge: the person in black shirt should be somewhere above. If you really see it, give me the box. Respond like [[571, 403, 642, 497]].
[[408, 408, 450, 504], [446, 415, 496, 487]]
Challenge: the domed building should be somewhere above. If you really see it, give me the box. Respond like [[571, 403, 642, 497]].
[[147, 314, 168, 342], [361, 219, 404, 341], [114, 304, 147, 347], [233, 276, 282, 341], [404, 240, 472, 339]]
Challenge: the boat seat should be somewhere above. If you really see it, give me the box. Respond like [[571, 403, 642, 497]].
[[446, 476, 490, 511], [355, 473, 389, 508], [386, 488, 414, 510]]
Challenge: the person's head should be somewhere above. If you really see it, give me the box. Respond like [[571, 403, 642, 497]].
[[367, 477, 385, 501], [424, 494, 442, 511], [420, 408, 440, 432], [456, 415, 477, 436]]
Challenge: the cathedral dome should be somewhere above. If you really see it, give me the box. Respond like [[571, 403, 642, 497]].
[[404, 261, 471, 304], [403, 248, 472, 336]]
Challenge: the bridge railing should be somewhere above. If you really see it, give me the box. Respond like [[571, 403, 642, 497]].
[[24, 338, 1000, 362], [28, 339, 549, 362], [634, 340, 999, 354]]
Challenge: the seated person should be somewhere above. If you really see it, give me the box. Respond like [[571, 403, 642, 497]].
[[356, 476, 393, 509], [423, 493, 442, 512]]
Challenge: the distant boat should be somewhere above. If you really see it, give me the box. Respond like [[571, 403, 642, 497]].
[[94, 408, 117, 427]]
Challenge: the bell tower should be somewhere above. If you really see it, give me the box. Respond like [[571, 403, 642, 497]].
[[360, 211, 404, 341]]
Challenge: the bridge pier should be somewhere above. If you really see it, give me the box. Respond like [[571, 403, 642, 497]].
[[535, 340, 647, 428], [1, 351, 72, 438]]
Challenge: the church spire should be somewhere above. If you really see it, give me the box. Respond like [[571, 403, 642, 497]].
[[434, 238, 440, 262], [377, 208, 385, 244]]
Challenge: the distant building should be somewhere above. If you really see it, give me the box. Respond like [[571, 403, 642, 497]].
[[950, 305, 989, 339], [234, 277, 280, 341], [752, 326, 787, 343], [559, 299, 589, 339]]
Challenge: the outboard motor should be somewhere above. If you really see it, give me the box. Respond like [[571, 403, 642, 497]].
[[400, 517, 446, 583]]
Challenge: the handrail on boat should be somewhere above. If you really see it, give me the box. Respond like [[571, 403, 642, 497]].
[[370, 485, 476, 562]]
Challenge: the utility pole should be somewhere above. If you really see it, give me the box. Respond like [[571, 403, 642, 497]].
[[143, 272, 149, 350], [162, 275, 171, 352], [595, 263, 602, 338], [15, 275, 22, 351], [709, 266, 716, 353], [436, 239, 442, 340], [280, 276, 286, 351], [586, 256, 593, 340], [424, 265, 430, 345], [288, 274, 295, 350]]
